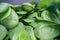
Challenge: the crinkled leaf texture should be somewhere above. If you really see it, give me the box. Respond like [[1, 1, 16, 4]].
[[34, 21, 60, 40], [41, 9, 60, 24], [9, 22, 31, 40], [37, 6, 60, 24]]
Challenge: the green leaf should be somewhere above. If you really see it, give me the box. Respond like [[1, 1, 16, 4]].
[[17, 11, 27, 14], [17, 11, 27, 18], [0, 3, 9, 13], [0, 7, 11, 21], [0, 24, 7, 40], [37, 0, 53, 10], [34, 21, 60, 40], [25, 26, 37, 40], [40, 39, 54, 40], [10, 30, 31, 40], [4, 35, 10, 40], [23, 12, 37, 23], [21, 3, 34, 12], [29, 21, 38, 28], [0, 8, 19, 29], [23, 19, 34, 23], [41, 10, 60, 24], [54, 0, 60, 3], [9, 22, 31, 40], [0, 3, 11, 21], [11, 5, 21, 11], [27, 12, 37, 19], [36, 12, 43, 20], [9, 22, 25, 38]]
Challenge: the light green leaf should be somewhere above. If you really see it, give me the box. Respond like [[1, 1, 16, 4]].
[[40, 39, 54, 40], [0, 24, 7, 40], [23, 12, 37, 23], [17, 11, 27, 18], [21, 3, 34, 12], [27, 12, 37, 19], [9, 22, 31, 40], [34, 21, 60, 40], [54, 0, 60, 3], [0, 8, 19, 29], [0, 3, 11, 21], [17, 11, 27, 14], [41, 10, 60, 24], [9, 22, 25, 39], [29, 21, 38, 28], [0, 3, 9, 13], [11, 5, 21, 11], [23, 19, 34, 23], [25, 26, 37, 40]]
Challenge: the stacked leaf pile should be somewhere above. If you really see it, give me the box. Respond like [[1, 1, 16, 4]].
[[0, 0, 60, 40]]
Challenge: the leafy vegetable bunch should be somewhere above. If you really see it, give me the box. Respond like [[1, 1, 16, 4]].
[[0, 0, 60, 40]]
